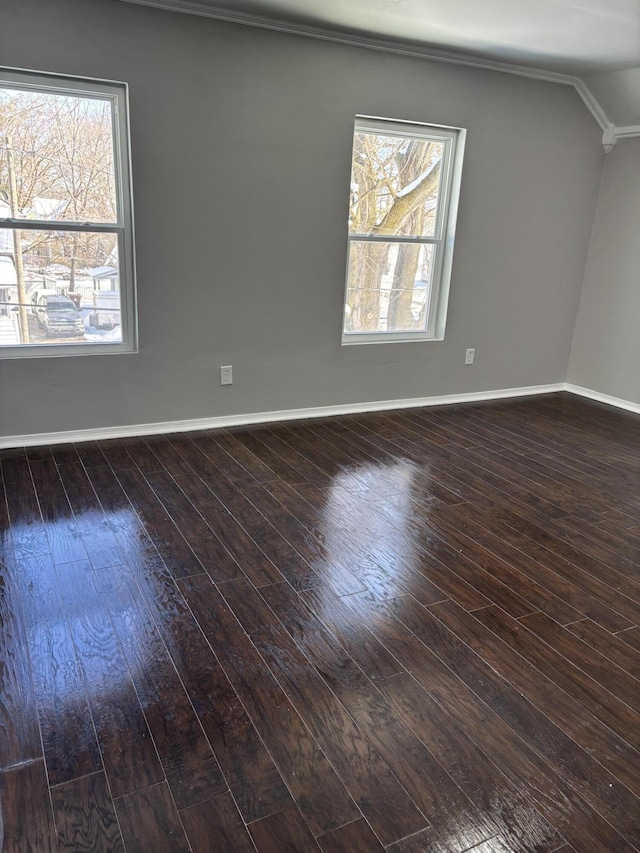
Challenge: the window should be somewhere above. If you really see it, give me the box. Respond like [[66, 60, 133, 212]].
[[0, 69, 136, 357], [343, 116, 465, 344]]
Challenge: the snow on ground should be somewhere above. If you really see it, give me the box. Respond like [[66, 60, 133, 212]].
[[81, 308, 122, 342], [84, 326, 123, 342]]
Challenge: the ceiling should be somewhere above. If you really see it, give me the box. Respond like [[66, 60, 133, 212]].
[[120, 0, 640, 128]]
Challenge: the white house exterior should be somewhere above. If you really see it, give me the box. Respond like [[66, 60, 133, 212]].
[[0, 199, 18, 317]]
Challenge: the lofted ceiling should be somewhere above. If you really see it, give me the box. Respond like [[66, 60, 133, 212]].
[[120, 0, 640, 131]]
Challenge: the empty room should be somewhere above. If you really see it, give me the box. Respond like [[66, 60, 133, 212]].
[[1, 0, 639, 850]]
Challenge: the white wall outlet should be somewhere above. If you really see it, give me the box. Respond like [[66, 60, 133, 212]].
[[465, 348, 475, 365], [220, 365, 233, 385]]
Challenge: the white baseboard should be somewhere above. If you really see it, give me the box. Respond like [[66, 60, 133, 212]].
[[3, 380, 637, 450], [0, 382, 565, 449], [565, 383, 640, 416]]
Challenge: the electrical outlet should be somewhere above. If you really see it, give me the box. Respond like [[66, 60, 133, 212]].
[[220, 365, 233, 385], [465, 348, 475, 365]]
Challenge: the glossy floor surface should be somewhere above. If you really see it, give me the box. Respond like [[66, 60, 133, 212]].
[[1, 392, 640, 852]]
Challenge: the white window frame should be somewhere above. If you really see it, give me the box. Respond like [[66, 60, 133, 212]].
[[0, 67, 137, 359], [342, 115, 465, 345]]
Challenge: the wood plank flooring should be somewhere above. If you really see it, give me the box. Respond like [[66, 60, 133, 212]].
[[1, 391, 639, 851]]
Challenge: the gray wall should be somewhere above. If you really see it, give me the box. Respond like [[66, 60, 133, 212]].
[[568, 139, 640, 405], [1, 0, 604, 438], [583, 67, 640, 127]]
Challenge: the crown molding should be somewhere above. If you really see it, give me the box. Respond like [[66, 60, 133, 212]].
[[615, 124, 640, 139], [571, 78, 610, 131], [118, 0, 590, 88], [118, 0, 640, 149], [601, 121, 640, 153], [119, 0, 640, 148]]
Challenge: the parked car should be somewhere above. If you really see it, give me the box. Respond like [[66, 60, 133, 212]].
[[30, 287, 54, 316], [35, 293, 85, 338]]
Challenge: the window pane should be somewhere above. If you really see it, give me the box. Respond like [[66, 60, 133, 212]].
[[349, 130, 445, 238], [0, 88, 117, 224], [0, 228, 122, 347], [344, 240, 434, 334]]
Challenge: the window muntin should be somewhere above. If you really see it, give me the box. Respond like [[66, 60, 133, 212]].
[[343, 117, 464, 344], [0, 69, 135, 357]]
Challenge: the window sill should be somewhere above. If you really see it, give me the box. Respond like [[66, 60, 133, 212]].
[[341, 333, 444, 346], [0, 341, 138, 359]]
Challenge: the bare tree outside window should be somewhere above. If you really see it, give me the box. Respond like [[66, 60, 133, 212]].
[[343, 118, 465, 344], [0, 70, 135, 356]]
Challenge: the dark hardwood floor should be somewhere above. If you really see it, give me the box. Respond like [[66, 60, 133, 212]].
[[1, 391, 639, 852]]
